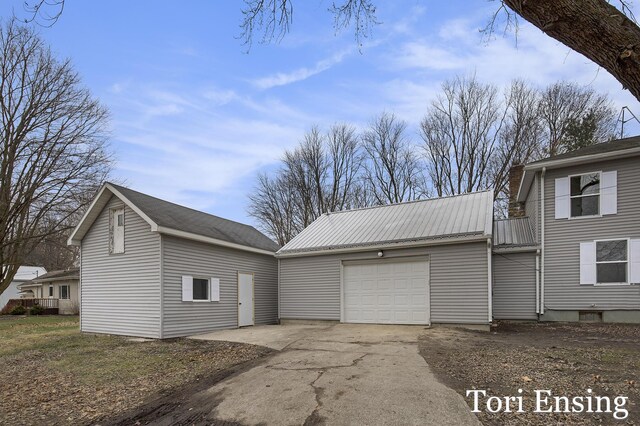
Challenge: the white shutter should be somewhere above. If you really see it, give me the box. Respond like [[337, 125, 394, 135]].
[[600, 171, 617, 215], [579, 242, 596, 285], [210, 278, 220, 302], [181, 275, 193, 301], [630, 239, 640, 284], [555, 177, 570, 219]]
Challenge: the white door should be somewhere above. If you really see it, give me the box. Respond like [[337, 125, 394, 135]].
[[238, 273, 254, 327], [343, 259, 429, 325]]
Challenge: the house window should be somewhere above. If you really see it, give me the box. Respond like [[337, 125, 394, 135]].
[[192, 278, 209, 301], [110, 207, 125, 254], [48, 285, 53, 297], [570, 173, 600, 217], [59, 285, 70, 300], [596, 240, 627, 284]]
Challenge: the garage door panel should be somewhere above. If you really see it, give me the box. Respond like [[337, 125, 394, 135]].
[[343, 259, 429, 325]]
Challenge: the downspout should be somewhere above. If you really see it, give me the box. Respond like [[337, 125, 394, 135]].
[[277, 258, 281, 324], [540, 167, 546, 316], [535, 249, 540, 314], [487, 238, 493, 323]]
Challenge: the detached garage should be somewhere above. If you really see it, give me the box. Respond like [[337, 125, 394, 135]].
[[277, 191, 494, 327]]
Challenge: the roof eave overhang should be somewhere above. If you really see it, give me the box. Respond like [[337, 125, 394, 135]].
[[156, 226, 276, 257], [276, 233, 490, 258], [492, 245, 540, 254], [517, 146, 640, 202], [68, 183, 159, 246]]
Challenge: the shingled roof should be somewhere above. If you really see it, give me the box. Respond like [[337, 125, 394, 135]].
[[527, 135, 640, 166], [68, 183, 279, 254]]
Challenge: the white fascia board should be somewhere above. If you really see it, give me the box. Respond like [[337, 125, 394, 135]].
[[276, 234, 489, 258], [67, 184, 110, 246], [67, 183, 159, 246], [518, 147, 640, 203], [156, 226, 276, 257], [106, 184, 159, 232]]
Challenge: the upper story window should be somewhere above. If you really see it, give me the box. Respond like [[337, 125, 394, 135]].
[[570, 173, 600, 217], [110, 207, 125, 254], [555, 171, 616, 220]]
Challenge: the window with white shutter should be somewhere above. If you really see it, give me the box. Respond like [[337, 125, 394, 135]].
[[210, 278, 220, 302], [579, 242, 596, 285], [600, 171, 617, 215], [555, 177, 570, 219], [630, 239, 640, 284], [182, 276, 193, 301]]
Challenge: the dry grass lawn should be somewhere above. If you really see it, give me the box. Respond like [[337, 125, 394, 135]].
[[0, 316, 271, 425], [420, 322, 640, 425]]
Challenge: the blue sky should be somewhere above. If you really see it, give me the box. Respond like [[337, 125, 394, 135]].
[[2, 1, 639, 226]]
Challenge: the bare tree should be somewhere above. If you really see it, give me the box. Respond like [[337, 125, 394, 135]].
[[490, 80, 543, 211], [362, 113, 425, 204], [0, 20, 111, 295], [249, 123, 363, 244], [420, 76, 506, 198], [538, 82, 617, 156]]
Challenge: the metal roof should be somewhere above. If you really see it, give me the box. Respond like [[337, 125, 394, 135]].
[[493, 217, 537, 247], [68, 183, 279, 253], [277, 190, 494, 256]]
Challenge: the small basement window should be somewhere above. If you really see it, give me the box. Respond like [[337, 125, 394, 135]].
[[570, 173, 600, 217], [596, 239, 628, 284], [192, 278, 209, 301]]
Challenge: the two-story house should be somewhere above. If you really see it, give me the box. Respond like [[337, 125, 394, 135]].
[[509, 136, 640, 323]]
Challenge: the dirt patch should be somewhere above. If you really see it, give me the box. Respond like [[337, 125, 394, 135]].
[[419, 322, 640, 425], [0, 316, 272, 425]]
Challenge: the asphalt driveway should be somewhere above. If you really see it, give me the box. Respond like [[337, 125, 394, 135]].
[[130, 324, 480, 425]]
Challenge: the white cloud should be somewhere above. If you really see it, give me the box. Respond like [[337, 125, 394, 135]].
[[252, 48, 352, 89]]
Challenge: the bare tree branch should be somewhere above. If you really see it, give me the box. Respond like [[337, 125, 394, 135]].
[[0, 19, 112, 295]]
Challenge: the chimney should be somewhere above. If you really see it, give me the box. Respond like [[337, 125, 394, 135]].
[[508, 164, 525, 218]]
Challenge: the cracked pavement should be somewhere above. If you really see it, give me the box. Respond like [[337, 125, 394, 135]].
[[190, 324, 480, 425]]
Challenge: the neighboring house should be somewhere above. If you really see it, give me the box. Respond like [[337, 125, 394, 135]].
[[18, 268, 80, 315], [511, 135, 640, 323], [68, 183, 279, 339], [0, 266, 47, 310], [277, 191, 494, 328]]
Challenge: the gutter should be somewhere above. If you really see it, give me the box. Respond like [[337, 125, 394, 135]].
[[535, 249, 541, 314], [540, 167, 546, 315], [155, 226, 276, 257], [276, 234, 490, 258], [487, 238, 493, 323], [517, 146, 640, 202]]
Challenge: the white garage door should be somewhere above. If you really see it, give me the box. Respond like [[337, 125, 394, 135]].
[[343, 259, 429, 325]]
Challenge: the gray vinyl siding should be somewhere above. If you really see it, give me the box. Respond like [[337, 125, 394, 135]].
[[161, 235, 278, 338], [525, 174, 541, 243], [279, 242, 489, 324], [493, 252, 538, 320], [543, 157, 640, 310], [81, 196, 161, 338]]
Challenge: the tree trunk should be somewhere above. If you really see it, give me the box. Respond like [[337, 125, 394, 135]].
[[504, 0, 640, 102]]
